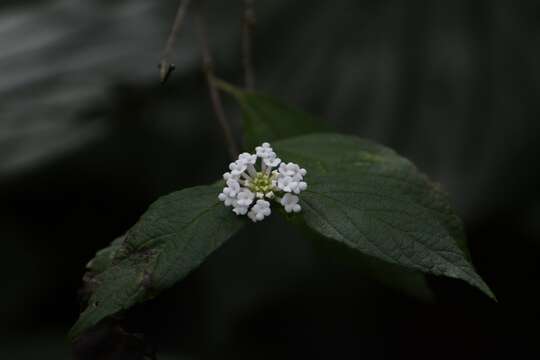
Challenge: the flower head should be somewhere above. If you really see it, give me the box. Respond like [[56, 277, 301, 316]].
[[218, 142, 308, 222]]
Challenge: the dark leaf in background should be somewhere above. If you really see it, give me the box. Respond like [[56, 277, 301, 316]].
[[217, 81, 327, 150], [73, 321, 155, 360]]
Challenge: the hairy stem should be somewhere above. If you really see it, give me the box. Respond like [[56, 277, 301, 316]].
[[242, 0, 256, 90], [195, 5, 239, 159], [159, 0, 192, 83]]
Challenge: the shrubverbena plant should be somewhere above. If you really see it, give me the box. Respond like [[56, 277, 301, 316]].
[[69, 0, 494, 343]]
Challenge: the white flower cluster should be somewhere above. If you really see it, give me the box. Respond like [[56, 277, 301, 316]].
[[218, 142, 308, 222]]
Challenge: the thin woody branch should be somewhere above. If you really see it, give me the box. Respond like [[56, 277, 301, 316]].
[[194, 6, 239, 159], [159, 0, 192, 83], [242, 0, 256, 90]]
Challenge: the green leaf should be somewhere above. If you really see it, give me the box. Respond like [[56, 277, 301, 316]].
[[287, 207, 435, 301], [217, 83, 437, 297], [274, 133, 494, 299], [86, 235, 126, 275], [78, 235, 126, 305], [69, 184, 245, 341], [215, 79, 327, 149], [312, 233, 434, 301]]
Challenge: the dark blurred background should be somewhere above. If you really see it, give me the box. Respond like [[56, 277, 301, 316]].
[[1, 0, 539, 359]]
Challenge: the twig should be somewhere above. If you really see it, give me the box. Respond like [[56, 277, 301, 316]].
[[194, 6, 239, 159], [159, 0, 192, 83], [241, 0, 256, 90]]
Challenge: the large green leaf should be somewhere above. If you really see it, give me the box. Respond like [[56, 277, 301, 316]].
[[311, 233, 434, 301], [69, 184, 245, 340], [219, 81, 439, 298], [216, 79, 326, 149], [274, 133, 494, 299]]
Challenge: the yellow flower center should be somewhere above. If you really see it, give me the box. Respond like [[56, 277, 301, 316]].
[[248, 172, 276, 194]]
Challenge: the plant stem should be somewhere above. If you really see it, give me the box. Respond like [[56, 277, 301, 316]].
[[195, 5, 239, 159], [159, 0, 192, 83], [213, 77, 242, 97], [241, 0, 256, 90]]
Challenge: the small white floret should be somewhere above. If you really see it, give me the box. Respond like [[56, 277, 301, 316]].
[[229, 161, 247, 176], [238, 152, 257, 165], [263, 156, 281, 167], [236, 189, 255, 207], [232, 205, 249, 215], [280, 193, 302, 213], [255, 142, 273, 157], [278, 162, 307, 179], [218, 192, 237, 207], [277, 176, 298, 193], [248, 199, 272, 222], [223, 179, 241, 197]]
